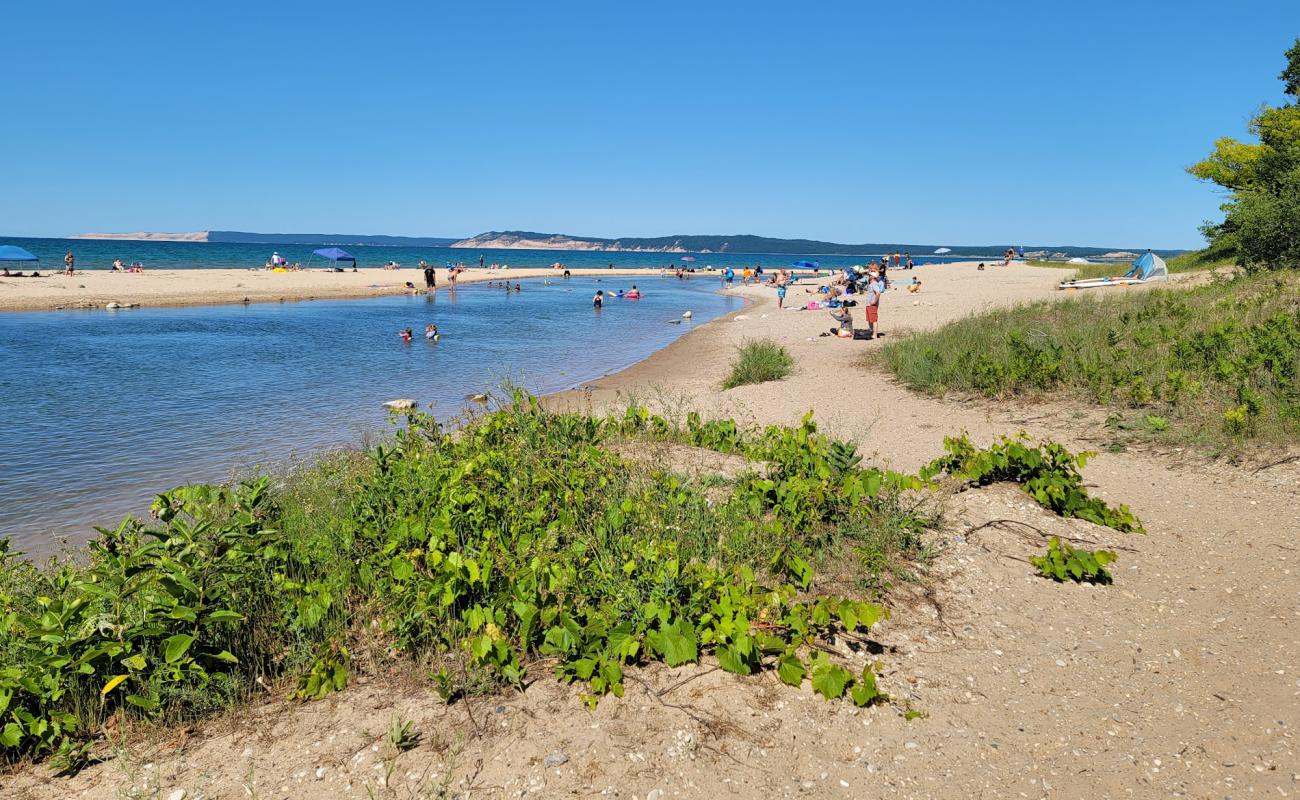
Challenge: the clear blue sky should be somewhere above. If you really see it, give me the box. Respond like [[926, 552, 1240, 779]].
[[4, 1, 1298, 249]]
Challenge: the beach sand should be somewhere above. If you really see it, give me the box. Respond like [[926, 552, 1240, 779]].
[[0, 266, 676, 312], [11, 262, 1296, 799]]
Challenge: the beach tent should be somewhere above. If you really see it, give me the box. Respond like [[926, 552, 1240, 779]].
[[1058, 250, 1168, 291], [0, 245, 39, 262], [791, 260, 819, 269], [1125, 251, 1168, 282], [313, 247, 356, 264]]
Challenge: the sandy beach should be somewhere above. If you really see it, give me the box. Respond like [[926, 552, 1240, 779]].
[[0, 267, 683, 312], [13, 262, 1297, 800]]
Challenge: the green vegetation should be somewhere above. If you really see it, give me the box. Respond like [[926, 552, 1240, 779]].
[[884, 272, 1300, 451], [929, 435, 1143, 533], [0, 397, 1137, 768], [722, 339, 794, 389], [1189, 39, 1300, 271], [1031, 537, 1117, 584]]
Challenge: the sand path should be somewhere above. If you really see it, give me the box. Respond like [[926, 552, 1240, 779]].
[[11, 263, 1297, 799]]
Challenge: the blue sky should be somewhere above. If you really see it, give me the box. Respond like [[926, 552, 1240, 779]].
[[3, 1, 1297, 248]]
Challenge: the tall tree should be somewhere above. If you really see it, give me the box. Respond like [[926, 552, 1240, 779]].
[[1189, 39, 1300, 271]]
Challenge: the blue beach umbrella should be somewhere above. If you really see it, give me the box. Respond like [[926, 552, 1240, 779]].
[[0, 245, 39, 262]]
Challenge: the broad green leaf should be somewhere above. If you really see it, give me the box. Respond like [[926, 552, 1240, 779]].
[[163, 634, 195, 664], [810, 663, 851, 700], [715, 644, 752, 675], [651, 621, 697, 666], [207, 610, 245, 622], [126, 693, 160, 711], [776, 654, 805, 687], [0, 722, 23, 748]]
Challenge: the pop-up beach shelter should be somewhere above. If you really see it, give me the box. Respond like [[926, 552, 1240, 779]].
[[1058, 250, 1168, 291], [1124, 251, 1168, 282], [0, 245, 39, 262], [313, 247, 356, 264]]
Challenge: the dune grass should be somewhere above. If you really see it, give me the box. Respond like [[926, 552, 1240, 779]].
[[882, 271, 1300, 453], [722, 339, 794, 389]]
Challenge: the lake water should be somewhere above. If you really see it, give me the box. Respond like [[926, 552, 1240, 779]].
[[3, 237, 978, 272], [0, 276, 739, 553]]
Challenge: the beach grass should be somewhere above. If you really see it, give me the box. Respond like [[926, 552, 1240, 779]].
[[722, 339, 794, 389], [881, 271, 1300, 454]]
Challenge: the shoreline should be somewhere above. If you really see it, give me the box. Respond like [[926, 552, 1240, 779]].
[[0, 267, 710, 313]]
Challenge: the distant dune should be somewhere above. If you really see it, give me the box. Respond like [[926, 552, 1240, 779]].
[[72, 231, 210, 242]]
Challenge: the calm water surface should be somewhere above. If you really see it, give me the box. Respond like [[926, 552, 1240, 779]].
[[3, 236, 978, 271], [0, 276, 738, 553]]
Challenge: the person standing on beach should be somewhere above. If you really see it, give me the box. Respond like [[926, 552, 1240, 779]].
[[479, 254, 485, 268], [723, 267, 734, 288], [775, 270, 789, 309], [864, 267, 884, 339], [64, 251, 75, 276], [423, 262, 436, 290]]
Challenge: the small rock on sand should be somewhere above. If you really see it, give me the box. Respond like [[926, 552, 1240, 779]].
[[543, 751, 569, 768]]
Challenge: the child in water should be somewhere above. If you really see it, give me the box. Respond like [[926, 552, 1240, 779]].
[[593, 290, 604, 308], [400, 328, 413, 343], [425, 324, 439, 341]]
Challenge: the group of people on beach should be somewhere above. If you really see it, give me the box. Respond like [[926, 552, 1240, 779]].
[[819, 263, 889, 340]]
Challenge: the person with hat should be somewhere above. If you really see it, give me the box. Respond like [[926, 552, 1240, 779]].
[[863, 266, 884, 339]]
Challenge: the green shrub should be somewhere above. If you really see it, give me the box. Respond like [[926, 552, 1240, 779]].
[[1031, 537, 1117, 584], [0, 397, 1139, 767], [926, 434, 1144, 533], [722, 340, 794, 389]]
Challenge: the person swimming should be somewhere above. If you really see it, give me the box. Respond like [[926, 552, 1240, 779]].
[[593, 290, 604, 308], [425, 324, 440, 341], [400, 327, 413, 343], [625, 284, 642, 299]]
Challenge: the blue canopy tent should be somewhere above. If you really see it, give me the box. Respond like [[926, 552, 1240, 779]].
[[311, 247, 357, 270], [0, 245, 40, 262], [313, 247, 356, 264], [791, 260, 819, 269]]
